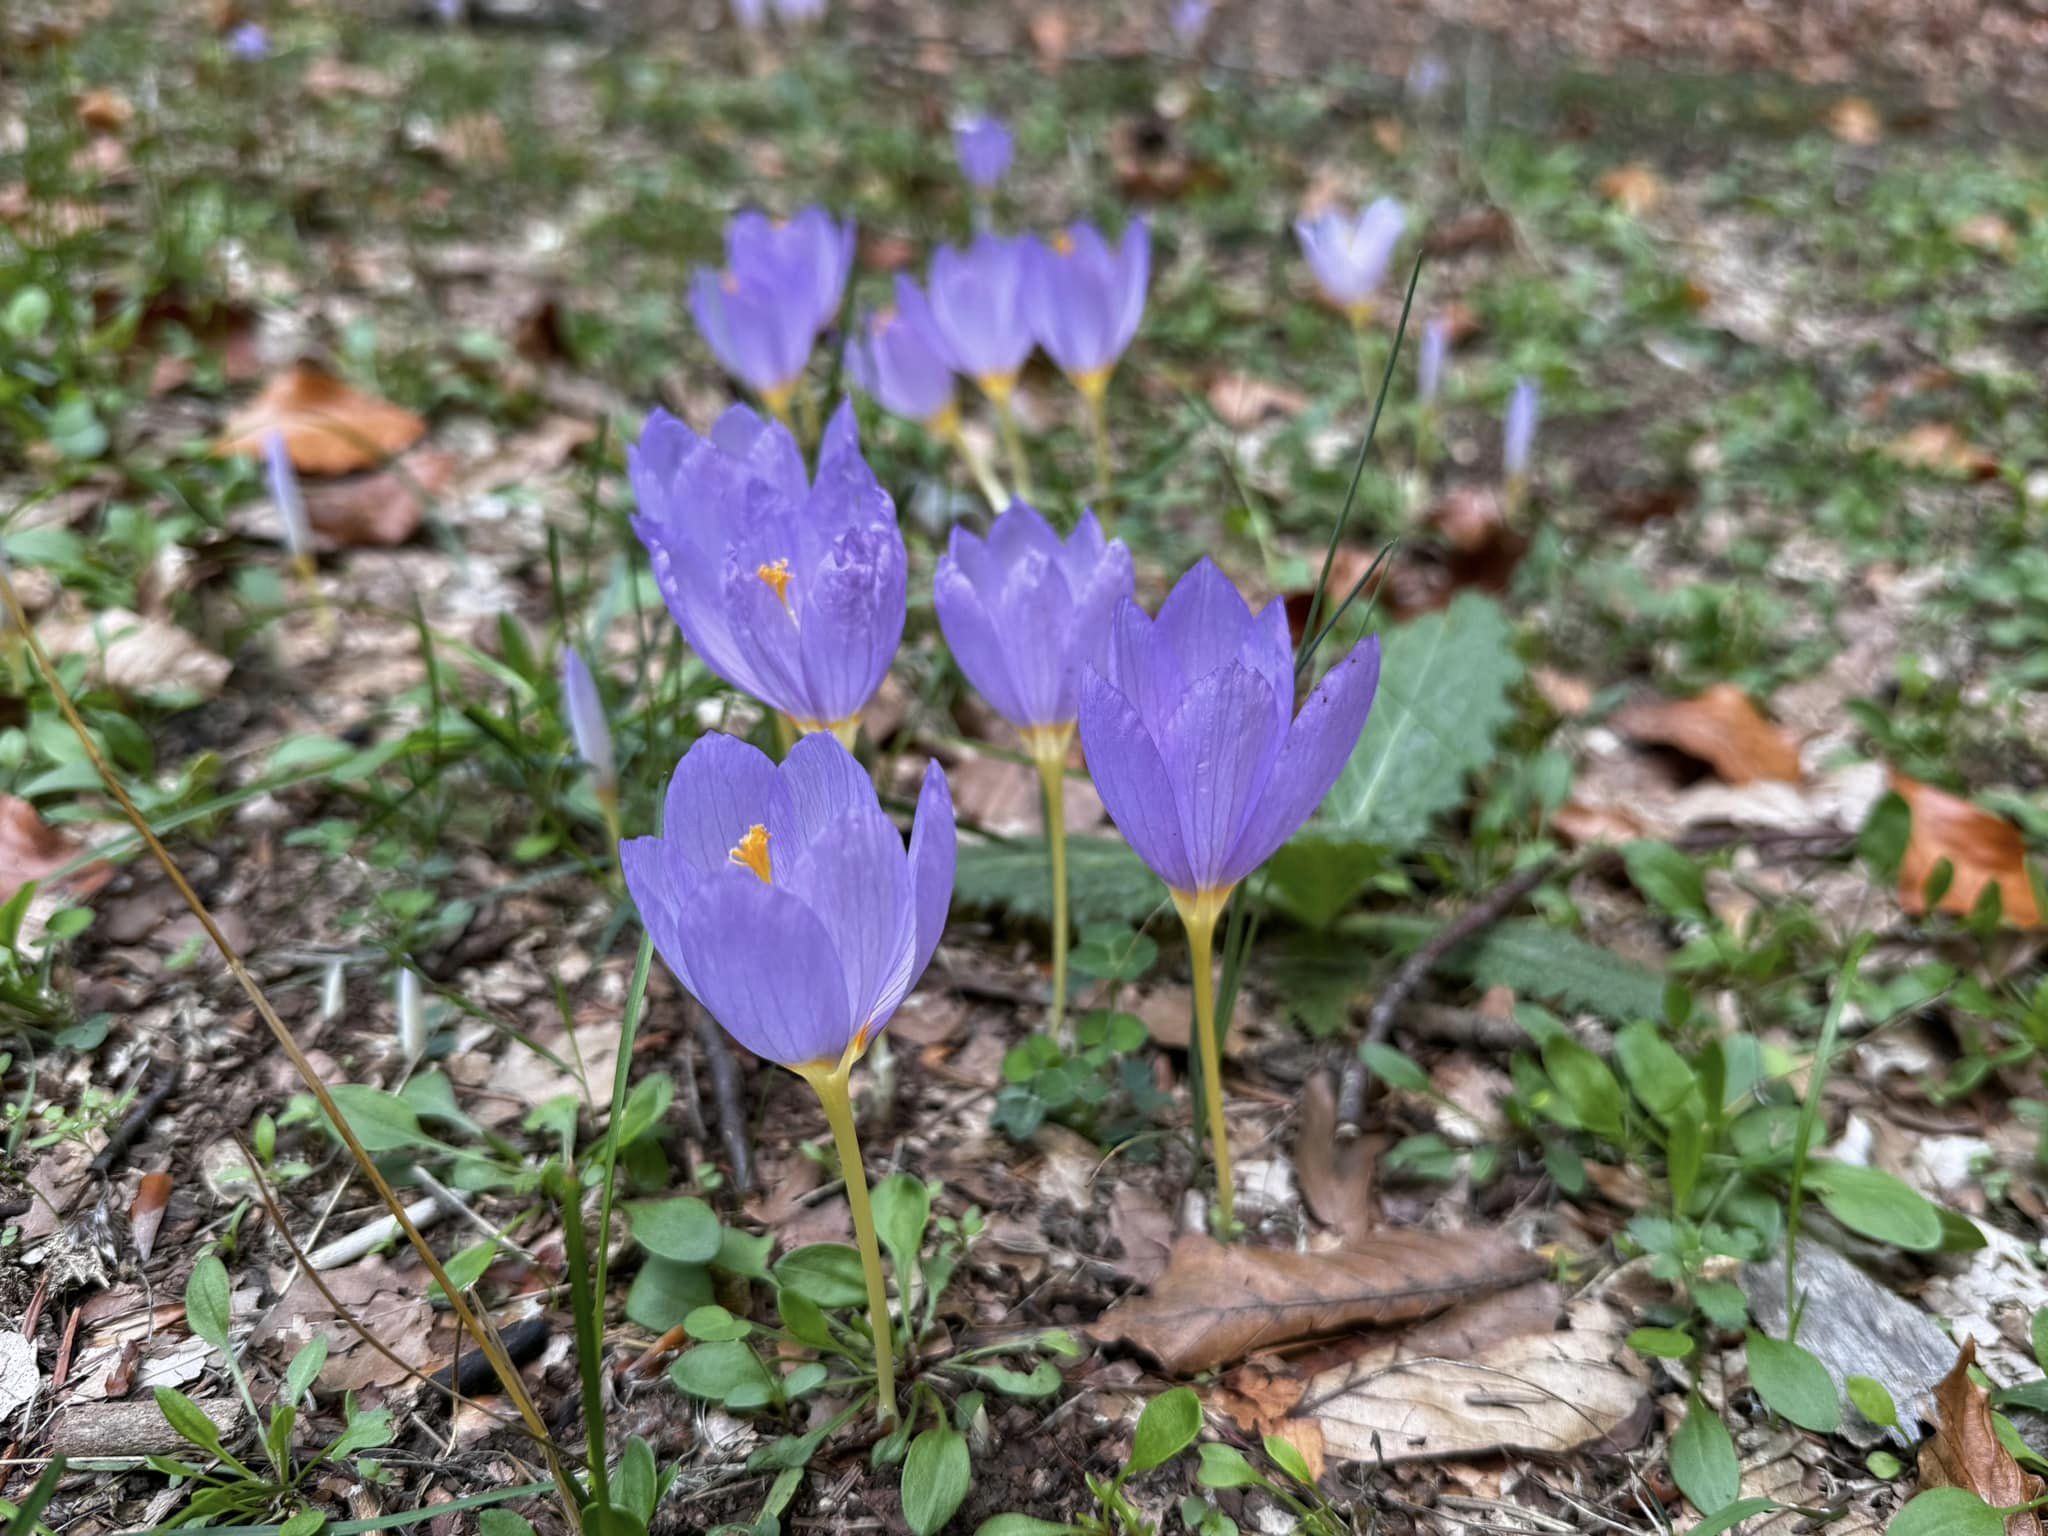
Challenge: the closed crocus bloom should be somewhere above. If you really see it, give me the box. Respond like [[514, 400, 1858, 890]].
[[691, 267, 815, 420], [772, 0, 824, 19], [1026, 220, 1149, 402], [630, 401, 905, 747], [1504, 376, 1539, 485], [924, 234, 1035, 400], [623, 730, 953, 1424], [937, 503, 1132, 1033], [1079, 560, 1381, 1233], [954, 115, 1013, 192], [561, 645, 616, 800], [731, 0, 766, 27], [1417, 313, 1449, 407], [726, 208, 854, 340], [1172, 0, 1211, 45], [850, 278, 957, 431], [227, 21, 269, 58], [1295, 197, 1407, 323], [263, 429, 312, 562]]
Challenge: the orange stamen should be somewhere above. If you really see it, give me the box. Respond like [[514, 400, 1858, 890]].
[[756, 558, 792, 608], [729, 824, 772, 883]]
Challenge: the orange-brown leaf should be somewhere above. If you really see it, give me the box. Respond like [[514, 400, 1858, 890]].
[[1597, 162, 1664, 217], [1610, 683, 1804, 785], [218, 364, 426, 476], [1086, 1230, 1542, 1374], [1828, 96, 1884, 146], [75, 88, 134, 134], [303, 451, 456, 547], [1207, 372, 1308, 430], [0, 793, 112, 904], [1885, 421, 1999, 480], [130, 1171, 173, 1263], [1893, 773, 2042, 929], [1295, 1072, 1378, 1247], [1919, 1338, 2045, 1534]]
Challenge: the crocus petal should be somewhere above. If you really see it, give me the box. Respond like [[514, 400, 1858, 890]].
[[636, 517, 772, 704], [778, 732, 879, 845], [1106, 598, 1187, 737], [561, 647, 615, 789], [778, 805, 911, 1038], [870, 759, 956, 1028], [1113, 219, 1150, 353], [1152, 558, 1257, 689], [708, 405, 809, 504], [1079, 667, 1197, 891], [1157, 661, 1283, 891], [1221, 635, 1382, 884], [797, 524, 906, 722], [934, 558, 1027, 723], [672, 872, 855, 1066], [655, 731, 793, 877], [620, 833, 701, 996]]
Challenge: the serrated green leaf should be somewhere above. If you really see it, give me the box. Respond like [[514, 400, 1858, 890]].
[[955, 838, 1163, 925]]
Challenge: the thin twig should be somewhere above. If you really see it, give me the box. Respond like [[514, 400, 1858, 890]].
[[86, 1053, 180, 1180], [690, 998, 755, 1194]]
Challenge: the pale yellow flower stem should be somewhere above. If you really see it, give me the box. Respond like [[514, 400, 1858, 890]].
[[1081, 376, 1113, 511], [794, 384, 820, 452], [933, 410, 1009, 512], [595, 783, 622, 864], [794, 1063, 897, 1424], [1349, 311, 1380, 408], [763, 386, 797, 434], [1028, 728, 1075, 1043], [292, 552, 336, 642], [993, 395, 1032, 503], [1173, 886, 1237, 1238], [775, 711, 799, 759]]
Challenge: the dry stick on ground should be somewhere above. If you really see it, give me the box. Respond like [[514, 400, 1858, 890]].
[[689, 997, 755, 1193], [86, 1050, 180, 1182], [0, 569, 577, 1514]]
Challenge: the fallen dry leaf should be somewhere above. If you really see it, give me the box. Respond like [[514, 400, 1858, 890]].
[[1107, 1184, 1174, 1287], [1087, 1230, 1542, 1374], [218, 364, 426, 476], [1956, 213, 2018, 258], [39, 608, 232, 701], [0, 794, 112, 903], [1919, 1339, 2045, 1535], [1884, 421, 2000, 479], [129, 1172, 173, 1263], [1111, 116, 1224, 201], [1028, 9, 1071, 70], [304, 56, 401, 99], [302, 451, 456, 547], [1429, 484, 1510, 555], [1551, 801, 1649, 848], [434, 113, 509, 169], [1892, 773, 2042, 929], [1295, 1072, 1378, 1247], [1597, 162, 1665, 216], [75, 87, 133, 134], [1828, 96, 1884, 145], [1207, 372, 1309, 430], [1531, 666, 1594, 717], [1424, 207, 1513, 256], [1610, 683, 1804, 785], [1299, 1294, 1648, 1464]]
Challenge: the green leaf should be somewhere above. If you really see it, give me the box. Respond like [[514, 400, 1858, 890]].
[[1858, 792, 1912, 883], [1614, 1021, 1698, 1125], [1316, 918, 1666, 1022], [625, 1259, 712, 1332], [1539, 1034, 1625, 1141], [616, 1436, 658, 1522], [774, 1244, 868, 1309], [1847, 1375, 1899, 1430], [613, 1073, 674, 1149], [285, 1337, 329, 1407], [428, 1239, 499, 1303], [1808, 1163, 1943, 1250], [584, 1508, 648, 1536], [1670, 1394, 1740, 1515], [1681, 1498, 1782, 1536], [901, 1426, 971, 1536], [1360, 1041, 1430, 1094], [715, 1227, 775, 1281], [954, 1359, 1063, 1399], [1262, 833, 1383, 929], [184, 1256, 233, 1355], [326, 1406, 393, 1459], [1886, 1489, 2005, 1536], [627, 1198, 721, 1263], [670, 1341, 776, 1406], [155, 1387, 228, 1458], [479, 1515, 539, 1536], [1623, 841, 1710, 922], [872, 1175, 931, 1290], [1626, 1327, 1695, 1360], [1068, 924, 1159, 982], [1745, 1333, 1840, 1432], [1127, 1385, 1202, 1476], [279, 1509, 327, 1536], [955, 838, 1163, 925], [2033, 1307, 2048, 1376], [1261, 1434, 1314, 1486], [971, 1519, 1077, 1536], [322, 1084, 430, 1153], [1195, 1443, 1261, 1489], [776, 1289, 838, 1351], [685, 1305, 753, 1343], [1867, 1449, 1902, 1478]]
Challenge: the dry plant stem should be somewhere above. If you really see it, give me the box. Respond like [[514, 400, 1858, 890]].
[[1174, 887, 1235, 1237], [1028, 731, 1073, 1043], [0, 567, 577, 1516], [794, 1063, 897, 1423], [691, 1000, 756, 1192], [306, 1193, 446, 1271]]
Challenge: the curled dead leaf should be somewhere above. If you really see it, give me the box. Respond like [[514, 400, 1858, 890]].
[[0, 794, 112, 904], [1885, 421, 1999, 479], [1087, 1230, 1542, 1374], [1610, 683, 1804, 785], [1551, 801, 1649, 848], [1597, 162, 1665, 217], [302, 451, 457, 547], [75, 88, 134, 134], [1827, 96, 1884, 146], [129, 1172, 173, 1263], [219, 364, 426, 475], [1956, 213, 2018, 259], [1424, 207, 1513, 256], [1918, 1338, 2045, 1534], [1892, 774, 2041, 929], [1206, 372, 1309, 430], [1295, 1072, 1379, 1247], [304, 56, 401, 99], [39, 608, 232, 701]]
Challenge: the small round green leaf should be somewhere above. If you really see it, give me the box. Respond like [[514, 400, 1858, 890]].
[[1886, 1488, 2005, 1536], [625, 1259, 712, 1333], [1627, 1327, 1696, 1360], [1846, 1374, 1899, 1430], [684, 1305, 752, 1342], [1127, 1385, 1203, 1476], [774, 1244, 869, 1308], [1195, 1443, 1260, 1489], [627, 1197, 721, 1263], [1670, 1394, 1740, 1515], [902, 1425, 971, 1536]]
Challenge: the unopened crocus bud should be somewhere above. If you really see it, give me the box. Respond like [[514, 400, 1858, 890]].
[[850, 278, 958, 431], [954, 116, 1013, 192], [1024, 220, 1149, 402], [773, 0, 824, 20], [923, 234, 1036, 403], [1504, 376, 1539, 486], [227, 22, 269, 58], [561, 645, 616, 798], [1406, 51, 1450, 106], [264, 429, 313, 562], [731, 0, 767, 27], [1295, 198, 1406, 324], [321, 957, 346, 1021], [395, 968, 426, 1063], [1417, 314, 1449, 407], [1171, 0, 1211, 45]]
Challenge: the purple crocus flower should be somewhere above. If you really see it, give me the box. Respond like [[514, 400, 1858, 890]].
[[1079, 560, 1382, 902], [1406, 51, 1450, 106], [1504, 376, 1539, 483], [691, 209, 853, 413], [934, 504, 1133, 743], [731, 0, 767, 27], [630, 401, 905, 745], [923, 235, 1036, 399], [621, 732, 954, 1068], [1295, 198, 1407, 322], [725, 209, 854, 341], [1171, 0, 1211, 45], [954, 116, 1014, 192], [561, 646, 616, 795], [1025, 220, 1149, 398], [262, 429, 312, 561], [227, 21, 269, 58], [1417, 313, 1449, 407], [773, 0, 825, 20], [849, 278, 957, 429]]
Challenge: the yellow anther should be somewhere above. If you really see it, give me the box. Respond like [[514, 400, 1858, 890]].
[[756, 558, 792, 608], [728, 824, 773, 883], [1052, 231, 1075, 256]]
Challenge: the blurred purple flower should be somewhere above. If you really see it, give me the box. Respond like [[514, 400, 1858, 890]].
[[1078, 560, 1382, 899], [849, 278, 957, 429], [1171, 0, 1210, 45], [731, 0, 767, 27], [1417, 313, 1449, 406], [561, 646, 616, 794], [1405, 51, 1450, 105], [1504, 376, 1539, 483], [1025, 220, 1149, 398], [954, 116, 1014, 192], [227, 21, 269, 58], [621, 732, 954, 1068], [629, 402, 905, 742], [726, 207, 855, 339], [934, 503, 1133, 738], [923, 235, 1036, 399], [262, 429, 312, 561], [1294, 197, 1406, 321], [773, 0, 825, 20], [692, 209, 853, 411]]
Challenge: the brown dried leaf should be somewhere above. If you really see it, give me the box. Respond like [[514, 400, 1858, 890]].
[[1207, 372, 1309, 430], [1957, 213, 2018, 258], [303, 451, 456, 547], [435, 113, 508, 168], [218, 363, 426, 476], [1087, 1230, 1542, 1374], [75, 88, 133, 134], [1107, 1184, 1173, 1287], [1885, 421, 1999, 479], [1893, 773, 2042, 929], [1919, 1339, 2046, 1534], [1610, 683, 1804, 785], [1828, 96, 1884, 145], [1551, 802, 1649, 848], [304, 56, 401, 99], [1028, 9, 1071, 70], [1597, 162, 1664, 216], [39, 608, 232, 700], [129, 1172, 173, 1263], [1424, 207, 1513, 256], [0, 794, 111, 904], [1295, 1072, 1378, 1246]]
